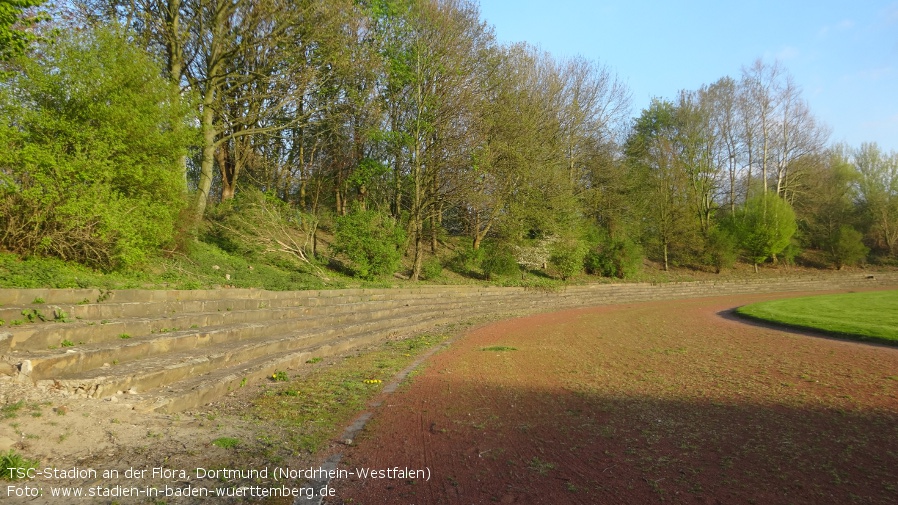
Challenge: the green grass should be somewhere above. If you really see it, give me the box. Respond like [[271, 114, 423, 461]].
[[211, 437, 241, 449], [250, 334, 445, 454], [481, 346, 518, 352], [735, 290, 898, 345], [1, 401, 25, 419], [0, 450, 39, 481]]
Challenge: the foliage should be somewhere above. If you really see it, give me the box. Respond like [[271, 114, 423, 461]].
[[420, 257, 443, 281], [0, 3, 888, 285], [211, 437, 240, 449], [447, 245, 484, 276], [584, 233, 643, 279], [0, 0, 45, 62], [727, 193, 798, 266], [625, 99, 703, 270], [0, 26, 191, 270], [549, 235, 588, 281], [0, 449, 38, 480], [480, 241, 520, 279], [333, 209, 404, 279], [704, 227, 738, 273], [794, 149, 860, 255], [852, 142, 898, 256], [827, 225, 868, 269]]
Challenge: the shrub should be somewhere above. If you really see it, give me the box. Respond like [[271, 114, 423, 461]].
[[549, 237, 587, 281], [333, 210, 404, 279], [421, 257, 443, 280], [205, 189, 317, 271], [704, 227, 738, 273], [480, 241, 519, 279], [0, 450, 38, 481], [447, 245, 484, 276], [585, 236, 643, 279], [728, 193, 798, 268], [828, 225, 869, 269], [0, 27, 191, 270]]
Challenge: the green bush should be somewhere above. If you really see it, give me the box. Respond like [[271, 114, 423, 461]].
[[0, 27, 191, 270], [727, 193, 798, 268], [585, 236, 643, 279], [447, 244, 484, 276], [205, 189, 317, 272], [549, 237, 587, 281], [480, 241, 520, 280], [421, 257, 443, 280], [704, 227, 738, 273], [0, 450, 38, 481], [828, 225, 869, 269], [333, 210, 404, 279]]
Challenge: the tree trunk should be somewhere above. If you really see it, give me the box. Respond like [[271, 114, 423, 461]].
[[216, 144, 237, 201], [430, 208, 438, 253], [194, 94, 216, 219]]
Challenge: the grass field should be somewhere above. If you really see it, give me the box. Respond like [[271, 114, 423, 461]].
[[735, 290, 898, 345]]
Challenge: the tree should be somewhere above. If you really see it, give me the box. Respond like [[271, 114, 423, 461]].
[[0, 0, 44, 61], [0, 26, 191, 268], [853, 142, 898, 257], [828, 225, 868, 270], [793, 147, 860, 266], [740, 59, 784, 195], [375, 0, 491, 280], [705, 77, 742, 214], [626, 99, 700, 270], [729, 193, 798, 270]]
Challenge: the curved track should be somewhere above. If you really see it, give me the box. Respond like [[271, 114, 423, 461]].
[[325, 291, 898, 505]]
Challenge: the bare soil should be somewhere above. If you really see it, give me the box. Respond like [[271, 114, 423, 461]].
[[326, 291, 898, 504]]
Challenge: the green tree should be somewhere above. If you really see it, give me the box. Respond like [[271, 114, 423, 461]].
[[0, 0, 44, 61], [549, 232, 588, 281], [0, 26, 191, 269], [793, 148, 861, 266], [828, 225, 868, 270], [625, 99, 699, 270], [853, 142, 898, 257], [729, 193, 797, 270]]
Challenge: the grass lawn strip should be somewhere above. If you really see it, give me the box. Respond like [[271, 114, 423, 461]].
[[735, 290, 898, 345]]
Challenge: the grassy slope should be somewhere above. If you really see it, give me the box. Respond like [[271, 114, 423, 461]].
[[735, 290, 898, 345]]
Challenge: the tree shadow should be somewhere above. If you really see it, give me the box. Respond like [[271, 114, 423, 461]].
[[332, 378, 898, 505]]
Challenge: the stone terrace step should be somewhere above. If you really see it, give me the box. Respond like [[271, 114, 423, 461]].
[[1, 288, 535, 353], [21, 295, 514, 380], [136, 314, 461, 413], [36, 295, 540, 404]]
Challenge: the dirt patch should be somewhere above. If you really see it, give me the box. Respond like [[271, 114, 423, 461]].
[[1, 369, 327, 503], [327, 291, 898, 504]]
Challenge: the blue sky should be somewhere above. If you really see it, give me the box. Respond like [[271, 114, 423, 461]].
[[478, 1, 898, 152]]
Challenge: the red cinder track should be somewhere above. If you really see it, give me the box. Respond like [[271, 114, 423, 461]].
[[326, 292, 898, 505]]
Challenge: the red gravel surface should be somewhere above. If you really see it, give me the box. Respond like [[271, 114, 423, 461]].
[[326, 291, 898, 504]]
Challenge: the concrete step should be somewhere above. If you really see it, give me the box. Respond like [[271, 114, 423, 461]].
[[40, 308, 474, 400], [21, 296, 498, 379], [136, 314, 460, 413], [2, 290, 528, 353]]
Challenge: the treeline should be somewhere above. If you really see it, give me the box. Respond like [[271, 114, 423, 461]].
[[1, 0, 896, 282]]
